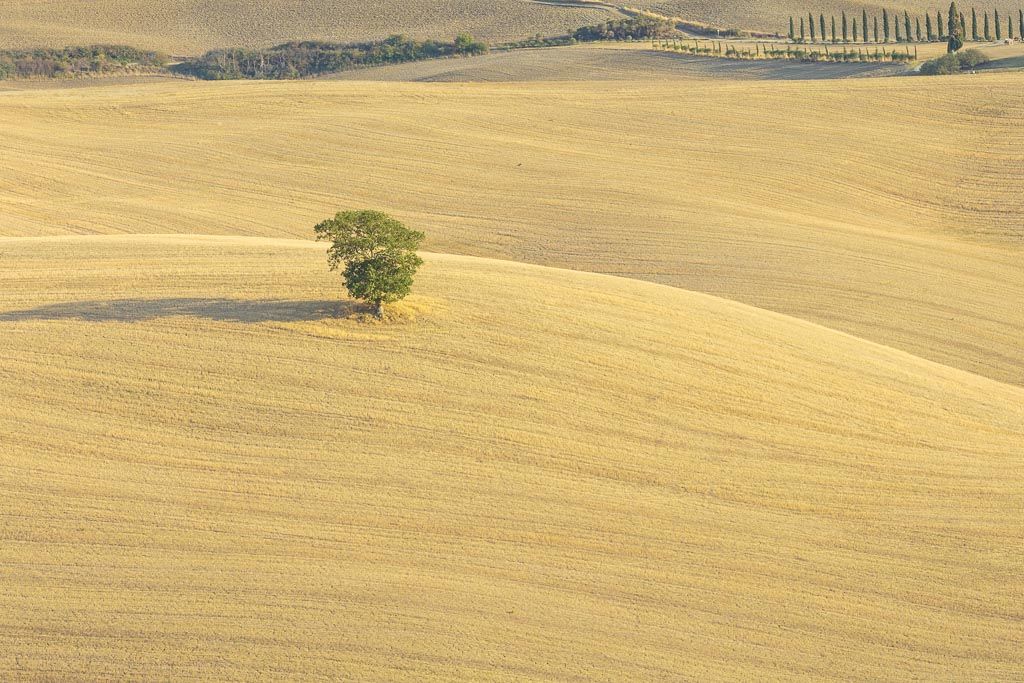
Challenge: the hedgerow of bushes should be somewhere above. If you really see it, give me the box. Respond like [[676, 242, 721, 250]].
[[173, 34, 487, 80], [0, 45, 165, 79], [919, 48, 988, 73], [572, 16, 676, 42]]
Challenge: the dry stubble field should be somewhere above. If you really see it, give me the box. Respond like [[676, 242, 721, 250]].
[[1, 235, 1022, 680], [1, 46, 1023, 682], [0, 0, 1004, 50], [0, 0, 611, 53]]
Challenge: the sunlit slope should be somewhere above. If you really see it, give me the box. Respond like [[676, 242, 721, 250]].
[[0, 0, 610, 53], [1, 78, 1022, 387], [1, 235, 1022, 680]]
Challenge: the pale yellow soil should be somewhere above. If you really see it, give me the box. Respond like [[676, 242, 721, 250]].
[[0, 0, 611, 53], [1, 235, 1021, 681], [1, 77, 1022, 389]]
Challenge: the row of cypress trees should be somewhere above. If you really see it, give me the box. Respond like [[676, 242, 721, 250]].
[[788, 8, 1023, 43]]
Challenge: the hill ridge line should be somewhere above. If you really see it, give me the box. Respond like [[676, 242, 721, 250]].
[[6, 232, 1023, 398]]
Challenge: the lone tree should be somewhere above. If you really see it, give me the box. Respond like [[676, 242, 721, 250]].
[[972, 8, 979, 41], [948, 2, 964, 52], [314, 210, 425, 317]]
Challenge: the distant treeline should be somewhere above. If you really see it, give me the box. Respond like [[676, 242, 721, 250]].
[[788, 7, 1023, 43], [571, 16, 676, 41], [0, 45, 165, 79], [173, 34, 487, 79]]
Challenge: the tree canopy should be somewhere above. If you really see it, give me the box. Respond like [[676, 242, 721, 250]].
[[314, 210, 425, 316]]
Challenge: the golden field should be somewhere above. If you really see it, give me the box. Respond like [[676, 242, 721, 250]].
[[1, 74, 1022, 388], [1, 235, 1022, 680], [0, 0, 1012, 49], [2, 31, 1024, 681], [0, 0, 611, 53]]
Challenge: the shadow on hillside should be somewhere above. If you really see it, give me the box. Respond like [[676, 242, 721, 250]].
[[0, 298, 366, 323]]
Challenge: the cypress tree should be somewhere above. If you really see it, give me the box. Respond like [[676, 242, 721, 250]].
[[926, 13, 934, 40], [820, 14, 827, 43], [972, 8, 978, 40], [1011, 14, 1016, 39], [854, 17, 859, 42], [863, 10, 870, 42], [938, 11, 945, 39], [883, 9, 891, 41], [984, 11, 991, 40], [831, 15, 837, 42], [996, 9, 1002, 40], [843, 12, 849, 42], [895, 16, 903, 42], [905, 12, 913, 42], [1020, 9, 1024, 41], [809, 13, 816, 41], [874, 16, 880, 42], [916, 17, 923, 42], [961, 13, 967, 38], [948, 2, 964, 51], [789, 16, 795, 41], [800, 16, 806, 41]]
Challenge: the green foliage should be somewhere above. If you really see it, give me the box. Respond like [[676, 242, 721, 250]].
[[972, 8, 979, 40], [863, 10, 870, 42], [809, 13, 817, 41], [947, 2, 964, 52], [572, 16, 674, 41], [0, 45, 165, 79], [883, 9, 890, 41], [314, 210, 425, 312], [957, 48, 988, 67], [176, 34, 487, 80], [995, 9, 1002, 39], [920, 48, 987, 74]]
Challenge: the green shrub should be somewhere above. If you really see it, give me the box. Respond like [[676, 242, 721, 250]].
[[0, 45, 165, 79], [572, 16, 675, 41], [919, 48, 987, 75], [175, 35, 487, 80], [957, 48, 987, 68]]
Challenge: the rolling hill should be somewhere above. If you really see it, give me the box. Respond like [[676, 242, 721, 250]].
[[1, 0, 1010, 52], [0, 0, 612, 53], [1, 234, 1021, 680], [1, 76, 1022, 389]]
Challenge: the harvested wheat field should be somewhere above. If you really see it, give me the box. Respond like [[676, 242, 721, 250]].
[[0, 0, 613, 53], [326, 43, 908, 81], [1, 234, 1021, 680], [1, 76, 1023, 389]]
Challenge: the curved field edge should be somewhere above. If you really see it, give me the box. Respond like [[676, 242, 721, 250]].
[[1, 234, 1022, 680], [0, 78, 1022, 390]]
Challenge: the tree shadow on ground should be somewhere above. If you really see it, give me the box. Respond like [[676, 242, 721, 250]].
[[0, 298, 366, 323]]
